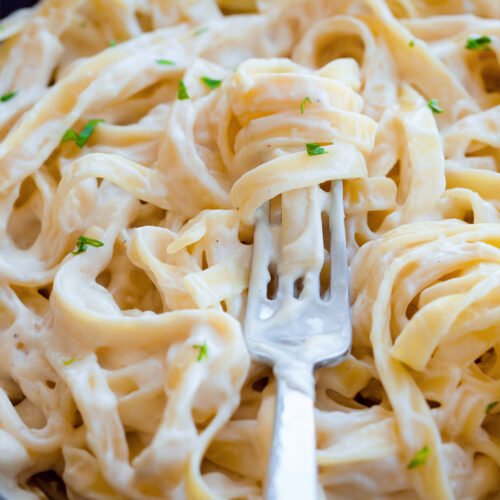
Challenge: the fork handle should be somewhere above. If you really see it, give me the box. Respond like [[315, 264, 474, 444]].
[[266, 363, 317, 500]]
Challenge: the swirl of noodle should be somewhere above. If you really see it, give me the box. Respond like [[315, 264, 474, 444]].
[[226, 57, 377, 221]]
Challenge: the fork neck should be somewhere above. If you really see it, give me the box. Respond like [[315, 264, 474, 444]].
[[273, 360, 315, 398]]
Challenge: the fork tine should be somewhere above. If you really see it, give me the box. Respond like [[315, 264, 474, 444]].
[[280, 187, 324, 299], [246, 203, 273, 311], [329, 180, 349, 306]]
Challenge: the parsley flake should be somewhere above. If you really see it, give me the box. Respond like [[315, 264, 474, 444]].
[[465, 36, 491, 51], [427, 99, 443, 114], [486, 401, 498, 414], [193, 342, 207, 361], [306, 143, 327, 156], [109, 40, 117, 47], [407, 446, 430, 469], [61, 129, 78, 143], [61, 119, 104, 148], [201, 76, 222, 89], [62, 357, 79, 366], [77, 119, 104, 147], [178, 79, 190, 100], [409, 40, 415, 47], [0, 91, 17, 102], [72, 235, 104, 255], [301, 97, 312, 114], [156, 59, 174, 65], [194, 27, 208, 36]]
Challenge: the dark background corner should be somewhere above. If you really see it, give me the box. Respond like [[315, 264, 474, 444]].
[[1, 0, 39, 19]]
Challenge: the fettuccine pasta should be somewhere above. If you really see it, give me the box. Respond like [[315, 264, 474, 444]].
[[0, 0, 499, 499]]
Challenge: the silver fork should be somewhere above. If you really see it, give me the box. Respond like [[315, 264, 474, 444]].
[[243, 180, 352, 500]]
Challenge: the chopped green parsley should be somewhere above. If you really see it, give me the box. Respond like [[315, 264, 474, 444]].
[[194, 27, 209, 36], [407, 446, 430, 469], [178, 80, 190, 100], [62, 357, 79, 366], [0, 91, 17, 102], [61, 119, 104, 148], [200, 76, 222, 89], [465, 36, 491, 51], [427, 99, 443, 114], [61, 129, 78, 143], [156, 59, 175, 65], [72, 236, 104, 255], [193, 342, 207, 361], [306, 143, 327, 156], [486, 401, 498, 414], [301, 97, 312, 114]]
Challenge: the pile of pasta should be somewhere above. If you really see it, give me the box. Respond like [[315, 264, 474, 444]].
[[0, 0, 499, 499]]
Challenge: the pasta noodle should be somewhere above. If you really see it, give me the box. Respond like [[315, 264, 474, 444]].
[[0, 0, 499, 499]]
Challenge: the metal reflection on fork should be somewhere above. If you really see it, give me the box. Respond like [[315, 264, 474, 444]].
[[243, 180, 352, 500]]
